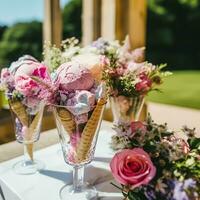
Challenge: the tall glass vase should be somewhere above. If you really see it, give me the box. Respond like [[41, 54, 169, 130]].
[[53, 98, 106, 200], [110, 95, 144, 124], [9, 99, 45, 174]]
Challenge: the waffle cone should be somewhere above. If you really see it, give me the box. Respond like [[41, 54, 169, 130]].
[[9, 100, 42, 161], [29, 111, 41, 136], [25, 143, 34, 161], [9, 100, 28, 126], [25, 111, 42, 161], [76, 98, 106, 162], [57, 107, 75, 136]]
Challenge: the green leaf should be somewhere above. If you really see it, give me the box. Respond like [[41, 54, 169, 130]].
[[187, 137, 200, 149], [185, 157, 195, 166]]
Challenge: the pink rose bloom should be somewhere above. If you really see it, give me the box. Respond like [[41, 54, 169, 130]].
[[110, 148, 156, 189], [130, 121, 146, 136], [135, 73, 152, 93], [170, 137, 190, 154]]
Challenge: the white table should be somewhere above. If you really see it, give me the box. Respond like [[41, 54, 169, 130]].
[[0, 121, 123, 200]]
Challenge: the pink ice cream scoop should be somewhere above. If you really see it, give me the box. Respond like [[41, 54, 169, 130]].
[[15, 63, 49, 96], [55, 61, 94, 92], [66, 90, 96, 116], [13, 56, 50, 98], [72, 53, 104, 81]]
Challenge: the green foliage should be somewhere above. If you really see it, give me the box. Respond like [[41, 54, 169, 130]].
[[62, 0, 82, 40], [174, 150, 200, 181], [0, 25, 7, 40], [111, 115, 200, 199], [0, 21, 42, 68], [147, 0, 200, 70]]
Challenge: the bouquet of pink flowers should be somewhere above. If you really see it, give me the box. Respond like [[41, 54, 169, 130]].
[[90, 37, 171, 97], [110, 116, 200, 200]]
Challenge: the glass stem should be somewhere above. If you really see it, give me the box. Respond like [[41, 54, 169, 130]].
[[73, 166, 84, 192], [24, 143, 34, 163]]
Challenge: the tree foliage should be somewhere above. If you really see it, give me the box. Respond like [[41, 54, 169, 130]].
[[0, 21, 42, 68], [147, 0, 200, 70], [0, 0, 200, 70], [62, 0, 82, 40], [0, 25, 7, 41]]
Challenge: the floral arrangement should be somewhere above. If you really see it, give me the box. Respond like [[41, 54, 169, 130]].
[[110, 115, 200, 200], [43, 36, 171, 98], [90, 37, 171, 97], [43, 37, 80, 73]]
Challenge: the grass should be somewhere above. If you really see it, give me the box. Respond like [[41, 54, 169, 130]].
[[147, 70, 200, 110]]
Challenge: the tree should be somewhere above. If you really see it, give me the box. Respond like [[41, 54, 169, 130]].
[[147, 0, 200, 70], [0, 25, 7, 41], [62, 0, 82, 40], [0, 21, 42, 68]]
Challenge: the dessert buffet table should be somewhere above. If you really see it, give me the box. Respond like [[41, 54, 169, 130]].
[[0, 121, 122, 200]]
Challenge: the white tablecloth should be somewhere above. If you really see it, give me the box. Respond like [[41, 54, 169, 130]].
[[0, 121, 123, 200]]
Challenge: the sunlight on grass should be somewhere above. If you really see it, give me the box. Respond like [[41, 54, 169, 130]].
[[147, 70, 200, 109]]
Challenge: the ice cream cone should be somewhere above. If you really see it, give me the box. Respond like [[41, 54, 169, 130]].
[[9, 100, 28, 126], [9, 100, 42, 161], [56, 107, 76, 135], [25, 143, 34, 161], [76, 98, 106, 162], [24, 111, 42, 161]]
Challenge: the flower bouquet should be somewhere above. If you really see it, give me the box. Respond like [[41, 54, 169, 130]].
[[90, 37, 171, 123], [110, 116, 200, 200], [0, 55, 50, 174]]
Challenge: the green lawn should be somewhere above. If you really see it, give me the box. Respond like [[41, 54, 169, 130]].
[[147, 70, 200, 110]]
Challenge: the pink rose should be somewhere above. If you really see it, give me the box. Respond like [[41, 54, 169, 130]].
[[135, 73, 152, 93], [130, 121, 146, 136], [170, 137, 190, 154], [110, 148, 156, 189]]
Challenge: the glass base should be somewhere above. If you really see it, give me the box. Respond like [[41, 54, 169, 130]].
[[59, 184, 98, 200], [13, 159, 45, 175]]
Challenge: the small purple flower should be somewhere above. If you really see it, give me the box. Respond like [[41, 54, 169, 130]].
[[183, 178, 196, 190], [173, 180, 189, 200], [91, 38, 109, 53], [144, 186, 156, 200]]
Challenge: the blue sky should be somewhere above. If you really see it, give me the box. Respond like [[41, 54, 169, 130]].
[[0, 0, 69, 26]]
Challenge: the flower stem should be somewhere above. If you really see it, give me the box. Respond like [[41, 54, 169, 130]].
[[110, 182, 123, 190]]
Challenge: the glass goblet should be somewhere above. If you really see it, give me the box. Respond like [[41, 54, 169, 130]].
[[9, 99, 45, 175], [110, 95, 145, 124], [53, 98, 106, 200]]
